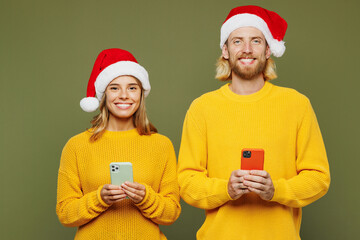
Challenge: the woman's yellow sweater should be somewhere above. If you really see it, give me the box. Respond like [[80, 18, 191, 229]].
[[178, 82, 330, 240], [56, 129, 181, 240]]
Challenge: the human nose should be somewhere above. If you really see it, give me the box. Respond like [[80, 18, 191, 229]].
[[242, 41, 253, 54], [118, 89, 129, 99]]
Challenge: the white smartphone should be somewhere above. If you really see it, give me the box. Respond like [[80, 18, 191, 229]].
[[109, 162, 133, 186]]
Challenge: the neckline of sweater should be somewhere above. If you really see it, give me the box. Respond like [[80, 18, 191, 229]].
[[102, 128, 139, 138], [220, 81, 273, 102]]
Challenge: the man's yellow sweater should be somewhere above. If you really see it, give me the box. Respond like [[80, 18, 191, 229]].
[[57, 129, 181, 240], [178, 82, 330, 240]]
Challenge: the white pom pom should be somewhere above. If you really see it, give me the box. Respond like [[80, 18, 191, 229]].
[[270, 40, 286, 57], [80, 97, 99, 112]]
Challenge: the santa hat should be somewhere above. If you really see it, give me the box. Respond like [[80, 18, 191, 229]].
[[80, 48, 150, 112], [220, 5, 288, 57]]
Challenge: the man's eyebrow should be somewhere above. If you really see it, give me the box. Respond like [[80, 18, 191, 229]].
[[108, 83, 139, 86], [230, 36, 264, 40], [230, 36, 243, 40], [252, 36, 264, 39]]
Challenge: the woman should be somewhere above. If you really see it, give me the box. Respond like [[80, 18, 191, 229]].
[[56, 48, 181, 240]]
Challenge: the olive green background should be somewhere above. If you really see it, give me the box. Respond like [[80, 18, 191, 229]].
[[1, 0, 359, 239]]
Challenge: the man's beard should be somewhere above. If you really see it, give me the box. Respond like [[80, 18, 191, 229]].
[[229, 54, 267, 80]]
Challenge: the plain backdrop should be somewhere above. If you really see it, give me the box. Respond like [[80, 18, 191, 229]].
[[1, 0, 359, 239]]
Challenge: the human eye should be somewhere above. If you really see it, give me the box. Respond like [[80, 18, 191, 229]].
[[129, 86, 138, 91], [234, 39, 241, 45], [252, 38, 261, 44], [109, 86, 118, 91]]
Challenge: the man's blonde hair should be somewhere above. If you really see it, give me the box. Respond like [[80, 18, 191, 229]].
[[215, 56, 277, 81], [89, 79, 157, 141]]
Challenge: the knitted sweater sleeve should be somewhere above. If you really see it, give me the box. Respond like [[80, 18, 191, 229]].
[[56, 139, 110, 227], [271, 99, 331, 207], [135, 140, 181, 225], [178, 108, 232, 210]]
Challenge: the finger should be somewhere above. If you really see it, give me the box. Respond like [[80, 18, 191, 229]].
[[106, 195, 127, 204], [123, 181, 146, 190], [122, 184, 145, 197], [122, 188, 142, 202], [105, 184, 122, 190], [243, 180, 265, 190], [244, 175, 266, 184], [122, 183, 145, 194], [231, 176, 244, 183], [241, 189, 250, 195], [107, 189, 125, 196], [122, 188, 136, 197], [248, 187, 262, 195], [113, 197, 127, 202], [234, 182, 247, 189], [233, 170, 250, 177], [121, 183, 135, 191], [108, 193, 127, 200], [249, 170, 269, 178]]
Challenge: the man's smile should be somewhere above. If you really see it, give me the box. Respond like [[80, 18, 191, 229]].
[[239, 58, 256, 65]]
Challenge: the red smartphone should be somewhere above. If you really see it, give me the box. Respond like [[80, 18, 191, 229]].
[[241, 148, 264, 170]]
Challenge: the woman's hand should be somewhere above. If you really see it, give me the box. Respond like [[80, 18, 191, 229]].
[[121, 182, 146, 204], [100, 184, 127, 205]]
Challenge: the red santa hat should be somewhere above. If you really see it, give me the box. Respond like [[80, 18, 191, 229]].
[[220, 5, 288, 57], [80, 48, 150, 112]]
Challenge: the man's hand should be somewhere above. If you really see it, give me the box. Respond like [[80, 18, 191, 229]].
[[228, 170, 250, 200], [243, 170, 274, 201], [121, 181, 146, 204]]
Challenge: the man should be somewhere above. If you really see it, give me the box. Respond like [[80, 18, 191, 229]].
[[177, 5, 330, 240]]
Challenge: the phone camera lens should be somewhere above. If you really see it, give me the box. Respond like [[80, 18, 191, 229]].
[[243, 151, 251, 158]]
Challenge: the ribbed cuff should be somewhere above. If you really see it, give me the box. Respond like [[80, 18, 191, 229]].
[[224, 181, 235, 201], [269, 179, 286, 203]]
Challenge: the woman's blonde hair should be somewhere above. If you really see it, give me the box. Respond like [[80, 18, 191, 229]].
[[215, 56, 277, 81], [89, 78, 157, 141]]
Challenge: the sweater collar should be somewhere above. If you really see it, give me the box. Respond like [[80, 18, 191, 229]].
[[220, 81, 273, 102], [102, 128, 139, 138]]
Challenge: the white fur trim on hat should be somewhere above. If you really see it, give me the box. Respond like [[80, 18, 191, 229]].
[[95, 61, 150, 101], [268, 39, 285, 57], [80, 97, 100, 112], [220, 13, 285, 57]]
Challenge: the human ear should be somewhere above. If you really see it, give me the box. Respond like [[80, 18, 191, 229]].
[[222, 44, 229, 60], [265, 45, 271, 59]]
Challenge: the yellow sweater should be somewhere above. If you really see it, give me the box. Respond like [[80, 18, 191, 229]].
[[178, 82, 330, 240], [56, 129, 181, 240]]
